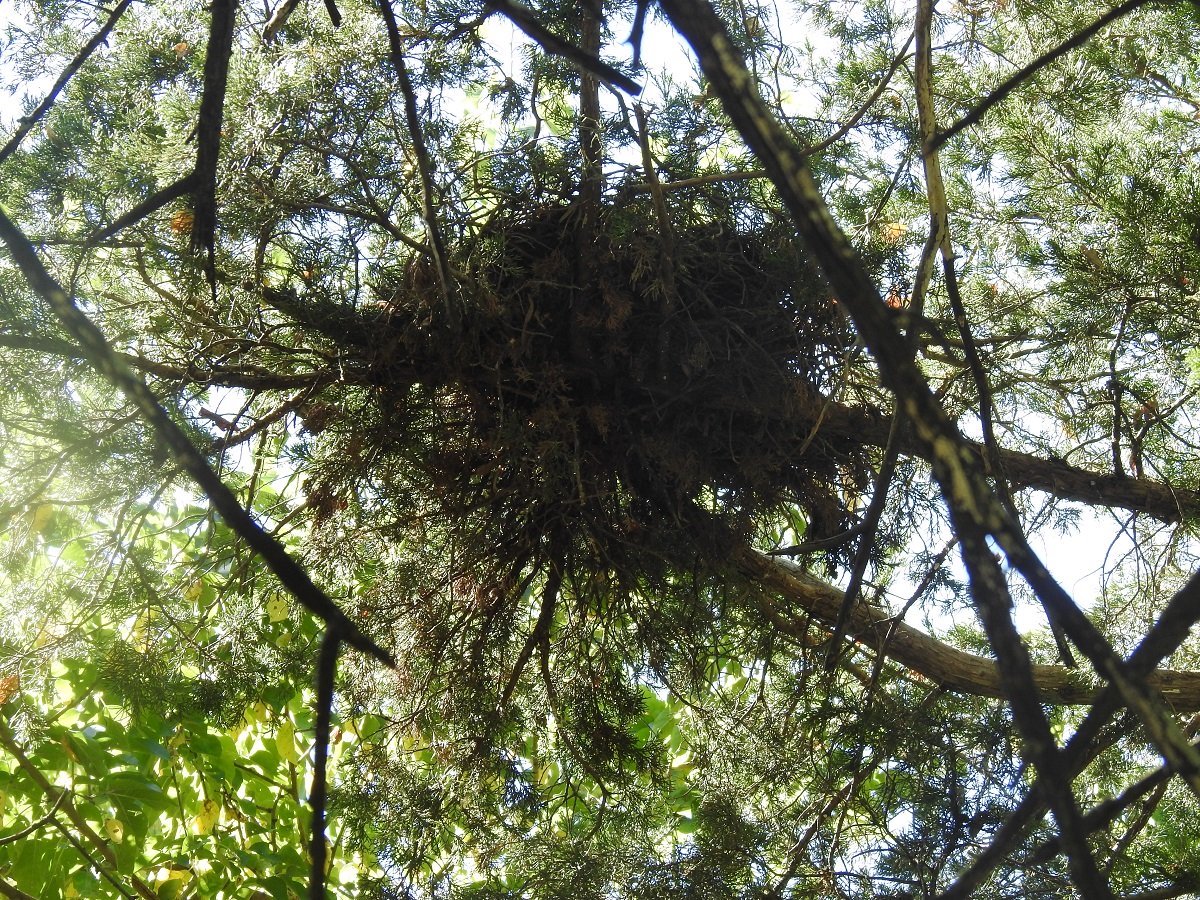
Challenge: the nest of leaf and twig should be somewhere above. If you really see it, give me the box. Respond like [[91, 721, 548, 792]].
[[298, 198, 872, 608]]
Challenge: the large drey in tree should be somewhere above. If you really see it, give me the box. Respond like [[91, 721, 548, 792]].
[[1, 0, 1200, 897]]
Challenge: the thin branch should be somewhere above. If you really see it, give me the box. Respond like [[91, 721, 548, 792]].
[[0, 210, 394, 667], [803, 31, 913, 158], [914, 0, 1074, 671], [1032, 768, 1171, 866], [627, 0, 650, 67], [825, 413, 902, 670], [932, 0, 1157, 151], [499, 562, 562, 710], [618, 168, 767, 197], [209, 389, 316, 454], [49, 817, 138, 900], [0, 0, 136, 165], [308, 630, 343, 900], [86, 174, 198, 244], [377, 0, 460, 328], [485, 0, 642, 95], [0, 791, 67, 846]]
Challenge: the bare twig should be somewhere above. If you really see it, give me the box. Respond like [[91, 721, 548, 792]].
[[913, 0, 1072, 670], [619, 168, 766, 196]]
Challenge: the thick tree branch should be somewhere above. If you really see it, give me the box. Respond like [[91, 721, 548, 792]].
[[308, 629, 342, 900], [740, 548, 1200, 711], [191, 0, 238, 273], [939, 569, 1200, 899]]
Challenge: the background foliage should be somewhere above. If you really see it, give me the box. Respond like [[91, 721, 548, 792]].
[[2, 0, 1200, 897]]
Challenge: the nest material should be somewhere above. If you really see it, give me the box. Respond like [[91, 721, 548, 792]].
[[302, 203, 872, 585]]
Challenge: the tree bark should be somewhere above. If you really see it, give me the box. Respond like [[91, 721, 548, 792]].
[[813, 395, 1198, 523], [737, 548, 1200, 711]]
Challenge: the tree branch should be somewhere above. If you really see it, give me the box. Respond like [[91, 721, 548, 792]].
[[660, 0, 1198, 829], [191, 0, 238, 276], [932, 0, 1157, 151], [0, 0, 136, 165], [740, 548, 1200, 711], [377, 0, 460, 328], [485, 0, 641, 95], [0, 211, 394, 667]]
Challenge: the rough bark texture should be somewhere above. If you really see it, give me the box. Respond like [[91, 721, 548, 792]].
[[806, 387, 1200, 523], [737, 548, 1200, 711]]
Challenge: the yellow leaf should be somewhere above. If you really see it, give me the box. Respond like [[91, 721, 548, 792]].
[[170, 209, 194, 235], [0, 673, 19, 705], [192, 798, 220, 835], [104, 818, 124, 842], [878, 222, 907, 245], [64, 883, 81, 899], [28, 503, 54, 534], [184, 580, 204, 603], [276, 719, 300, 764], [266, 596, 289, 622]]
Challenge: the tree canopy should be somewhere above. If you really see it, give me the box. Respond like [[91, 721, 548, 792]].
[[2, 0, 1200, 896]]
